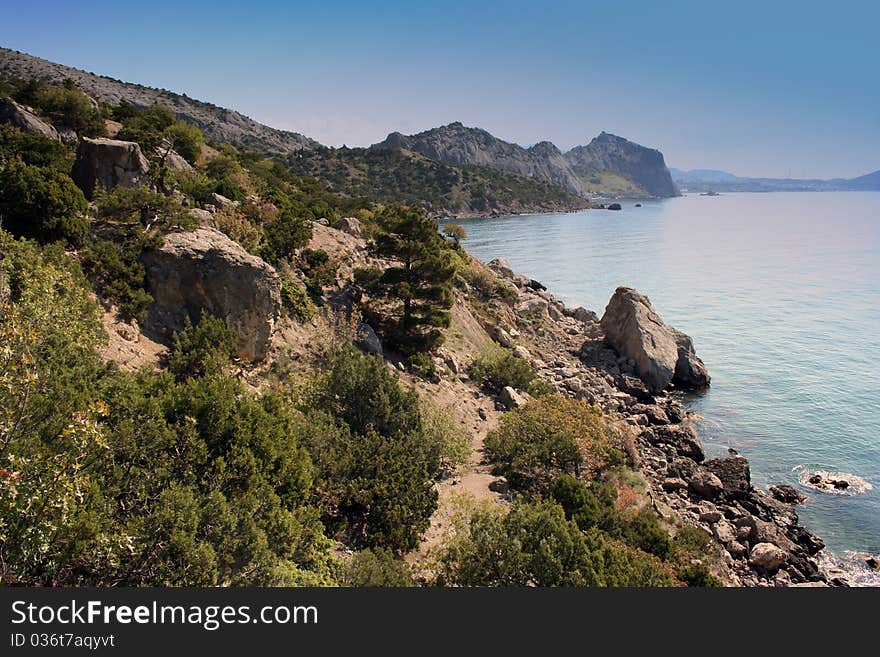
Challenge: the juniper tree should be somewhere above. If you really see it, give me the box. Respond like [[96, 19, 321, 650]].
[[355, 207, 455, 354]]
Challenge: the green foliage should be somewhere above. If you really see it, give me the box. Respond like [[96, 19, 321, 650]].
[[420, 402, 471, 476], [9, 80, 104, 136], [261, 210, 313, 264], [115, 104, 176, 152], [160, 121, 204, 165], [468, 345, 537, 394], [443, 223, 467, 246], [407, 352, 438, 382], [95, 186, 194, 230], [621, 508, 672, 560], [297, 248, 338, 296], [436, 500, 677, 587], [164, 315, 238, 381], [343, 548, 415, 587], [299, 345, 440, 551], [0, 124, 71, 171], [279, 273, 313, 322], [0, 160, 88, 244], [484, 394, 622, 493], [355, 206, 455, 355]]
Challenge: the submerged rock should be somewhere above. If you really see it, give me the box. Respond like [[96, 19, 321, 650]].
[[769, 484, 807, 505]]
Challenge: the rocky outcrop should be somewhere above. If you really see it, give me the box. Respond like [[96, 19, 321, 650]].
[[71, 137, 150, 200], [355, 323, 382, 355], [0, 47, 318, 155], [566, 132, 679, 198], [375, 122, 678, 199], [333, 217, 362, 237], [0, 98, 59, 140], [599, 287, 709, 394], [141, 227, 281, 361]]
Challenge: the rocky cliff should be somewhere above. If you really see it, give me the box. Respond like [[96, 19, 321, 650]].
[[0, 47, 318, 155], [376, 123, 679, 199]]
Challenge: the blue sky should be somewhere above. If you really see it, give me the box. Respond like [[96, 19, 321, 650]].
[[2, 0, 878, 178]]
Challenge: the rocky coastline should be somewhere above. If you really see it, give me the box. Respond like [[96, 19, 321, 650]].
[[480, 259, 836, 587]]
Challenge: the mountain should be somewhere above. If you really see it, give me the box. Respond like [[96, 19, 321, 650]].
[[566, 132, 679, 198], [670, 166, 880, 192], [376, 124, 679, 199], [0, 47, 318, 154], [285, 145, 590, 217]]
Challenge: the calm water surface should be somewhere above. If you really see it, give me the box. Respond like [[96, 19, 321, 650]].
[[456, 192, 880, 574]]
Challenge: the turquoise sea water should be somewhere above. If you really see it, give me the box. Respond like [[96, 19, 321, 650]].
[[456, 192, 880, 573]]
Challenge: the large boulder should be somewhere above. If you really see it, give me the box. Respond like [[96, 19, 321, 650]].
[[0, 99, 60, 140], [671, 328, 710, 388], [333, 216, 361, 237], [71, 137, 150, 200], [703, 456, 751, 499], [600, 287, 709, 393], [141, 228, 281, 361]]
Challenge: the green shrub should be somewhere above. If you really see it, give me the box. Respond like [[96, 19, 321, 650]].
[[622, 508, 672, 560], [262, 210, 312, 264], [280, 273, 313, 322], [343, 548, 415, 587], [96, 186, 194, 230], [0, 124, 71, 171], [80, 231, 161, 323], [407, 352, 438, 381], [485, 394, 622, 493], [164, 315, 237, 381], [298, 248, 338, 296], [31, 85, 104, 135], [436, 500, 677, 587], [0, 160, 88, 244], [468, 345, 536, 394]]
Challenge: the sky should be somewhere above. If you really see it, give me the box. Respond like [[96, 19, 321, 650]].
[[2, 0, 878, 178]]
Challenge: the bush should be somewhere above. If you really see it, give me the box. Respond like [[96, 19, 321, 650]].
[[343, 548, 415, 587], [31, 85, 104, 135], [164, 315, 238, 381], [0, 160, 88, 244], [80, 231, 161, 323], [95, 186, 194, 230], [436, 500, 677, 587], [468, 345, 536, 394], [299, 346, 440, 551], [484, 394, 622, 493], [407, 352, 438, 381], [0, 124, 71, 171], [298, 248, 338, 296], [262, 210, 312, 264], [280, 273, 313, 322]]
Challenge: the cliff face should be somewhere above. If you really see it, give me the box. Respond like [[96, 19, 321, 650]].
[[377, 123, 587, 195], [566, 132, 679, 198], [0, 47, 318, 154], [376, 124, 680, 199]]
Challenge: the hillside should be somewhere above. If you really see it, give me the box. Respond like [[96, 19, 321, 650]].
[[286, 145, 590, 216], [0, 47, 318, 154], [377, 123, 679, 199]]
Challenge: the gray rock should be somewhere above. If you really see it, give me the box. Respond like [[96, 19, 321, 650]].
[[71, 137, 150, 200], [516, 296, 549, 316], [661, 478, 688, 492], [315, 217, 330, 227], [333, 216, 362, 237], [487, 258, 513, 278], [141, 227, 281, 361], [210, 192, 236, 208], [493, 326, 514, 348], [689, 469, 724, 499], [512, 345, 531, 360], [488, 479, 509, 494], [189, 208, 214, 224], [768, 484, 806, 505], [156, 144, 193, 171], [565, 306, 599, 324], [671, 328, 711, 388], [600, 286, 710, 393], [649, 423, 705, 462], [355, 323, 383, 355], [703, 456, 751, 499], [712, 519, 736, 544], [499, 386, 531, 410], [0, 98, 59, 140], [749, 543, 788, 572]]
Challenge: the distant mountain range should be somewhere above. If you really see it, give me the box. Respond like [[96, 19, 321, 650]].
[[0, 46, 679, 216], [670, 167, 880, 192]]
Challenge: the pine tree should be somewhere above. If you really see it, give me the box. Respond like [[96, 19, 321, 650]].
[[355, 207, 455, 354]]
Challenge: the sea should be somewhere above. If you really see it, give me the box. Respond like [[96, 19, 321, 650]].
[[455, 192, 880, 585]]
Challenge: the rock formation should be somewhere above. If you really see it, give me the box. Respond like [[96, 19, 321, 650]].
[[600, 287, 710, 394], [0, 98, 59, 140], [141, 227, 281, 361], [71, 137, 150, 200]]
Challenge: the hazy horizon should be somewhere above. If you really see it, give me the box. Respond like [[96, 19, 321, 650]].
[[2, 0, 878, 179]]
